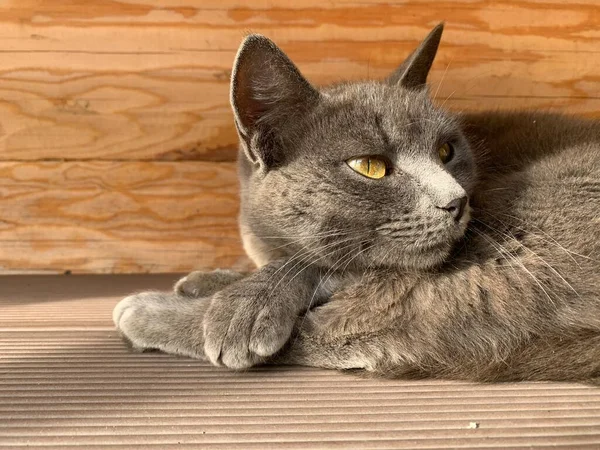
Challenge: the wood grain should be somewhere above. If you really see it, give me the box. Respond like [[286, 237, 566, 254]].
[[0, 0, 599, 273], [0, 161, 252, 273], [1, 1, 599, 161]]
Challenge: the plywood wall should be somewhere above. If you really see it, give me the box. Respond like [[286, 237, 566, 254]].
[[1, 0, 599, 273]]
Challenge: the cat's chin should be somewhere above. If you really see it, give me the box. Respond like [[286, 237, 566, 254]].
[[416, 219, 471, 269], [373, 213, 470, 271], [411, 225, 471, 270], [370, 240, 455, 271], [406, 247, 453, 270]]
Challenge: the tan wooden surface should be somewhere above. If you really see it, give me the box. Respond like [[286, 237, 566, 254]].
[[0, 0, 599, 273], [0, 161, 249, 273]]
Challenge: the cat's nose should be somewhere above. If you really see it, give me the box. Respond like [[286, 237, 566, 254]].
[[438, 196, 468, 221]]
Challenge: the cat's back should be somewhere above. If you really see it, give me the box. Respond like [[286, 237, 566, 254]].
[[463, 110, 600, 232], [460, 110, 600, 302], [461, 110, 600, 178]]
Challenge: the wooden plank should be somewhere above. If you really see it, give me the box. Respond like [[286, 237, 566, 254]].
[[1, 0, 599, 161], [2, 0, 600, 273], [0, 161, 252, 274]]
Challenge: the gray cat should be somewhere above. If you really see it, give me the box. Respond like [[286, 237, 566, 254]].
[[113, 24, 600, 383]]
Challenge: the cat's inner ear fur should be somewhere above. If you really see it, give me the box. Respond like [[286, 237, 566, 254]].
[[230, 34, 320, 167], [388, 23, 444, 90]]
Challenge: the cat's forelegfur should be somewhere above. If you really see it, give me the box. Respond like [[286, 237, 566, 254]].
[[114, 24, 600, 383]]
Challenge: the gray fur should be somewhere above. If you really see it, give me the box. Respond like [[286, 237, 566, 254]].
[[174, 269, 246, 298], [115, 25, 600, 383], [388, 23, 444, 89]]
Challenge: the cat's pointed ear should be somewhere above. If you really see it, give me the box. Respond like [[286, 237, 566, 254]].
[[388, 23, 444, 90], [230, 34, 319, 166]]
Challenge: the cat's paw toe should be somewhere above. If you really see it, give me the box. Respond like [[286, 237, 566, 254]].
[[249, 307, 294, 357], [203, 294, 264, 369], [219, 339, 261, 370], [174, 273, 201, 298], [204, 328, 260, 370], [175, 269, 245, 298], [203, 318, 253, 369]]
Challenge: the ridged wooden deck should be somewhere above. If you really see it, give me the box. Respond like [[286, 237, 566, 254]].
[[1, 275, 600, 448]]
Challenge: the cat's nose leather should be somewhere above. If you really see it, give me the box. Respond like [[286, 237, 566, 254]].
[[439, 196, 468, 221]]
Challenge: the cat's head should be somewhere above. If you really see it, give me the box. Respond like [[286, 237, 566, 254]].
[[231, 24, 477, 271]]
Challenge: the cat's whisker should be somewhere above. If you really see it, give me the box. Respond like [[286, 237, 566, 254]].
[[284, 241, 364, 344], [374, 235, 402, 268], [257, 229, 362, 254], [258, 244, 325, 291], [523, 246, 580, 297], [475, 216, 580, 297], [471, 227, 525, 283], [294, 240, 367, 337], [481, 187, 511, 193], [256, 229, 365, 285], [478, 213, 583, 276], [472, 225, 557, 306], [492, 211, 596, 264], [255, 229, 360, 240], [304, 241, 376, 316], [253, 230, 360, 253], [341, 242, 375, 274], [498, 236, 563, 305], [438, 68, 496, 110], [274, 238, 361, 294], [433, 59, 453, 101], [266, 236, 363, 294], [487, 211, 588, 267], [264, 243, 321, 283], [265, 237, 354, 287]]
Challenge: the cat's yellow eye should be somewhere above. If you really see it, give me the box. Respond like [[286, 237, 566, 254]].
[[438, 143, 454, 164], [346, 156, 388, 179]]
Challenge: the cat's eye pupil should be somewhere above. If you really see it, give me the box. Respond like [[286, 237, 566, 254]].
[[346, 156, 388, 179], [439, 143, 454, 164]]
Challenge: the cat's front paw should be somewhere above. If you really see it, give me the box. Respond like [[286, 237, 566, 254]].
[[113, 291, 164, 351], [203, 287, 296, 370], [113, 291, 207, 359], [174, 269, 246, 298]]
